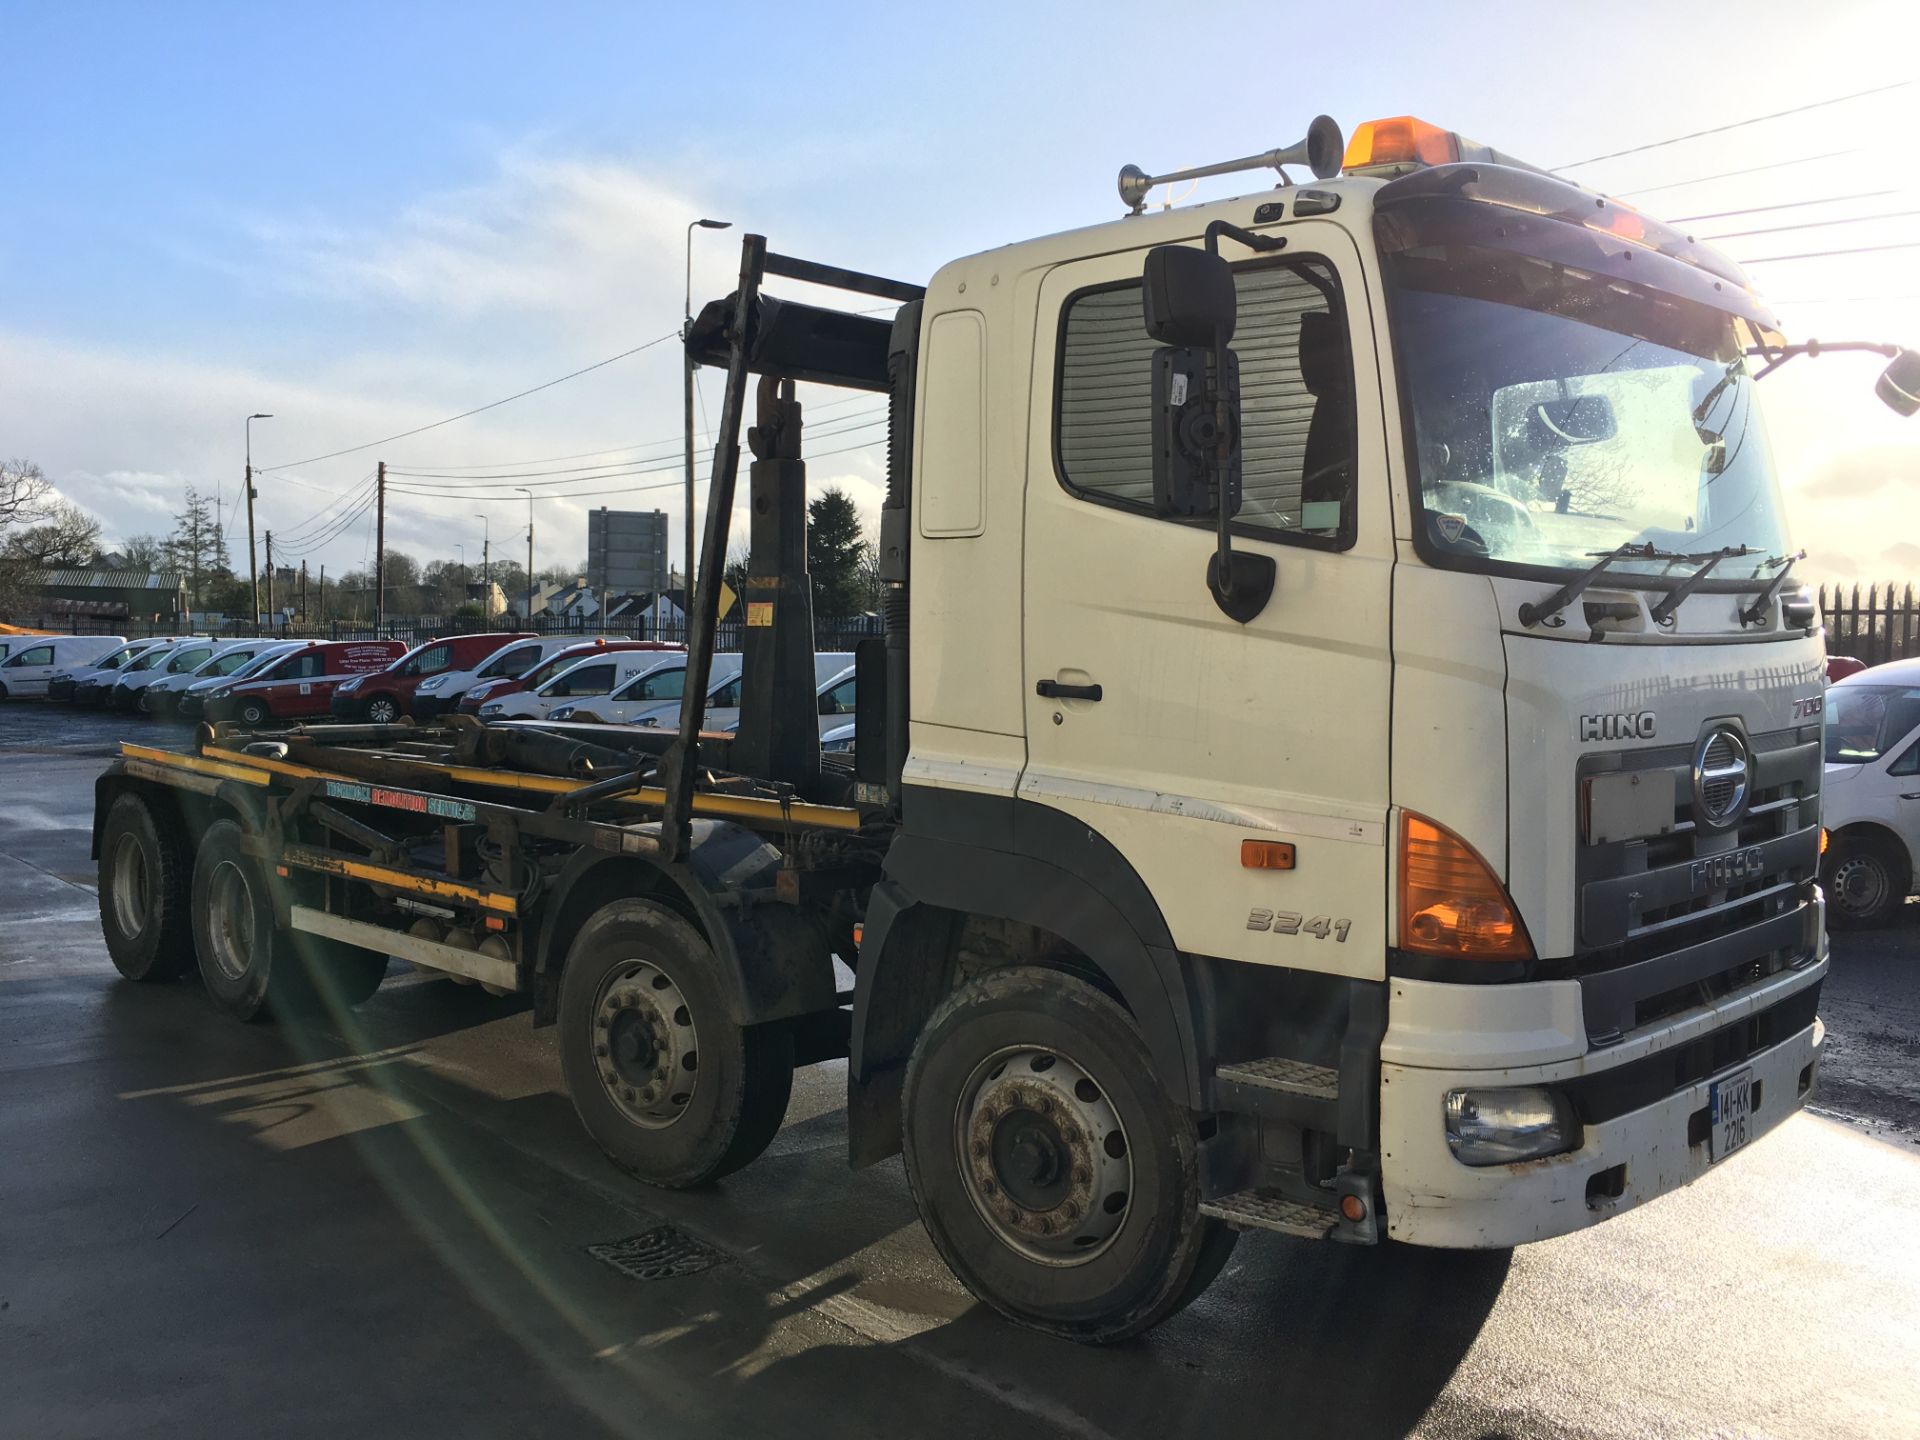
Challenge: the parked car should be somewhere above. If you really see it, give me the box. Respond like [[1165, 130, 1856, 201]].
[[0, 634, 131, 700], [75, 638, 195, 706], [45, 637, 153, 703], [630, 654, 853, 732], [1820, 655, 1920, 927], [142, 639, 286, 716], [478, 648, 703, 722], [411, 634, 629, 719], [111, 637, 229, 711], [821, 720, 856, 754], [176, 642, 304, 720], [460, 639, 682, 717], [1827, 654, 1869, 684], [546, 654, 738, 725], [202, 640, 408, 727], [329, 632, 524, 723]]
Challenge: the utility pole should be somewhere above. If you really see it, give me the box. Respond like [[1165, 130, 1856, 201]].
[[264, 531, 275, 630], [474, 513, 490, 625], [517, 487, 534, 631], [300, 561, 308, 623], [319, 565, 326, 624], [245, 412, 272, 632], [375, 461, 387, 633]]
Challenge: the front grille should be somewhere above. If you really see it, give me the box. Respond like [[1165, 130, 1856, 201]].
[[1574, 724, 1821, 1043]]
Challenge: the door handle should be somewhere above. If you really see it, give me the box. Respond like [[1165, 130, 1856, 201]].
[[1036, 679, 1103, 702], [1900, 792, 1920, 801]]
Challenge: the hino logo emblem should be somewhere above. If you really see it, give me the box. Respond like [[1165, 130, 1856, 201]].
[[1580, 712, 1656, 742], [1692, 726, 1751, 828]]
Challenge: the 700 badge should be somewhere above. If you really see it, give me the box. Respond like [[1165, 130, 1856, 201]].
[[1247, 909, 1352, 942]]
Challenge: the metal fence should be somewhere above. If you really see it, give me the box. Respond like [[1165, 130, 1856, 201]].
[[318, 613, 885, 653], [1819, 583, 1920, 666]]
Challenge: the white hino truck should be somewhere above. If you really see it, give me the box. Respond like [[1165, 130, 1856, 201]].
[[92, 112, 1919, 1342]]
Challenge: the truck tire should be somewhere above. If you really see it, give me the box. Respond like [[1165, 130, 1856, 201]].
[[236, 698, 270, 728], [1823, 832, 1910, 929], [98, 792, 195, 983], [190, 819, 307, 1022], [366, 695, 401, 724], [901, 966, 1236, 1344], [558, 899, 793, 1189]]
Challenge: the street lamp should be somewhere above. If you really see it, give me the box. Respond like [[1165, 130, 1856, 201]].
[[685, 217, 731, 615], [245, 413, 272, 631], [473, 514, 490, 623], [516, 487, 534, 629]]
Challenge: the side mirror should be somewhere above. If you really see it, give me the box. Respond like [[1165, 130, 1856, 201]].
[[1878, 348, 1920, 416], [1143, 245, 1243, 519], [1142, 245, 1237, 346]]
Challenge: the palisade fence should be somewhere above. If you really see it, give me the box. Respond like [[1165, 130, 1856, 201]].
[[321, 612, 885, 654], [1819, 582, 1920, 666]]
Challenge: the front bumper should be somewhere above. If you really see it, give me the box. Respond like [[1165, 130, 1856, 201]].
[[329, 692, 372, 720], [1380, 961, 1826, 1248], [411, 692, 463, 720], [73, 682, 111, 707], [47, 678, 77, 702]]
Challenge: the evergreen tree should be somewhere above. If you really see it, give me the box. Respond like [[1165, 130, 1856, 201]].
[[806, 487, 867, 621]]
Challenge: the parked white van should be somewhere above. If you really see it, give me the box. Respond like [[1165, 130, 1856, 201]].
[[478, 649, 713, 723], [413, 633, 604, 719], [0, 634, 128, 699], [628, 654, 853, 732], [546, 654, 744, 725], [46, 638, 158, 702]]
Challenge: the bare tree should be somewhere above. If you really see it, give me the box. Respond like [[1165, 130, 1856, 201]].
[[0, 458, 52, 531], [2, 500, 102, 567], [120, 534, 168, 568]]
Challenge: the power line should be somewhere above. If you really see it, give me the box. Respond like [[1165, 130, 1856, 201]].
[[1552, 80, 1911, 171], [1669, 189, 1902, 223], [1702, 208, 1920, 242], [275, 472, 377, 546], [1615, 149, 1866, 199], [1738, 240, 1920, 264], [256, 330, 679, 473]]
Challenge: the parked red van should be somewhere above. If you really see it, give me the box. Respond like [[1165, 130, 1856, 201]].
[[328, 632, 521, 722], [455, 638, 682, 715], [202, 640, 407, 727]]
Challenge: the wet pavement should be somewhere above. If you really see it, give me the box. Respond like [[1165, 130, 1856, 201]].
[[2, 700, 1917, 1439]]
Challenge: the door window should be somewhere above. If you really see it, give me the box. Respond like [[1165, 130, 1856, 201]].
[[1055, 257, 1356, 547], [9, 645, 54, 667], [275, 653, 326, 680], [168, 647, 214, 672], [402, 644, 452, 677], [710, 676, 742, 707], [821, 676, 857, 715], [625, 668, 685, 702], [1890, 738, 1920, 777], [482, 644, 540, 679], [548, 663, 615, 697]]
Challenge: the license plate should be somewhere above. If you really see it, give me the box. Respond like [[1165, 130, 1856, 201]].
[[1710, 1068, 1753, 1161]]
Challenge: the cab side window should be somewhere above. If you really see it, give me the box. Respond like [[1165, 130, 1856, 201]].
[[637, 670, 685, 701], [280, 654, 325, 680], [552, 664, 614, 697], [1891, 739, 1920, 777], [1056, 257, 1356, 546], [10, 645, 54, 667], [821, 677, 857, 716], [711, 677, 742, 708]]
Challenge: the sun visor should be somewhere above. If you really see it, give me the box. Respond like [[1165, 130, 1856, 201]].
[[685, 292, 895, 392]]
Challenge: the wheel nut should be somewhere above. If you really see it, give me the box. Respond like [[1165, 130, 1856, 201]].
[[982, 1178, 996, 1195], [1074, 1167, 1090, 1185], [595, 1044, 608, 1057], [623, 1087, 637, 1102]]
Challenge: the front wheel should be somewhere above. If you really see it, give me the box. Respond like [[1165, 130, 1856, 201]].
[[366, 695, 401, 724], [235, 698, 270, 728], [901, 967, 1236, 1344], [98, 793, 195, 982], [558, 900, 793, 1188], [1823, 834, 1911, 929]]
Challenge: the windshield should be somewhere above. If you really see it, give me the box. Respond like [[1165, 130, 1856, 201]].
[[1385, 241, 1793, 581], [1826, 684, 1920, 764]]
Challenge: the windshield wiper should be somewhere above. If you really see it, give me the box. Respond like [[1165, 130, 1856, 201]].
[[1739, 550, 1806, 626], [1648, 545, 1753, 625], [1517, 541, 1692, 629]]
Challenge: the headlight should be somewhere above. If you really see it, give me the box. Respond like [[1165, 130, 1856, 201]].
[[1443, 1087, 1579, 1166], [480, 703, 503, 716], [417, 675, 446, 692], [209, 687, 232, 700], [551, 706, 574, 719]]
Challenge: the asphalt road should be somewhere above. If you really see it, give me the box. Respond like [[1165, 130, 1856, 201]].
[[3, 702, 1918, 1440]]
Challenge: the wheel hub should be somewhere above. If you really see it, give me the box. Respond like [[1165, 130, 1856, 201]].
[[957, 1047, 1133, 1266], [110, 833, 151, 937], [1832, 855, 1887, 913], [206, 860, 256, 982], [592, 961, 699, 1129]]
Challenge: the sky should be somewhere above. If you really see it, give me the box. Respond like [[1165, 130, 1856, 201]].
[[3, 0, 1917, 588]]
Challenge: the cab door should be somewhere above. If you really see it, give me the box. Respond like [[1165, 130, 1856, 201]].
[[1019, 222, 1395, 978], [3, 642, 60, 697]]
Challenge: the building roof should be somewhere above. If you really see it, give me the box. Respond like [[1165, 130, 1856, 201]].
[[30, 568, 185, 590]]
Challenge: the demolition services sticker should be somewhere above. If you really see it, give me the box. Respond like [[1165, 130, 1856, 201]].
[[747, 602, 774, 628]]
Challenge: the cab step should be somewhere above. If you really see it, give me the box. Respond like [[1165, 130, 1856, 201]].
[[1200, 1189, 1339, 1240], [1214, 1056, 1339, 1101]]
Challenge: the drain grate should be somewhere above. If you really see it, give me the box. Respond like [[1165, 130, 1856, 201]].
[[586, 1225, 726, 1281]]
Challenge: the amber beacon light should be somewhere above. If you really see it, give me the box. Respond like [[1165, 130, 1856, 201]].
[[1398, 812, 1534, 961]]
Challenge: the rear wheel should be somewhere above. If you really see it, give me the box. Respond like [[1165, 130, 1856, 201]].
[[191, 819, 304, 1021], [98, 793, 195, 982], [1824, 832, 1910, 929], [901, 967, 1236, 1344], [559, 899, 793, 1188]]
